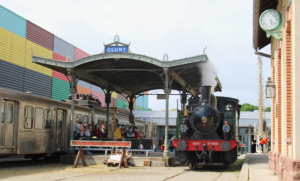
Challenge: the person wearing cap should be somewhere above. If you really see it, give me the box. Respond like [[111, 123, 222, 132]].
[[101, 124, 108, 138], [115, 124, 122, 139]]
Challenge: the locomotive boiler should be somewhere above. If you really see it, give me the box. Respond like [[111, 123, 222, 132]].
[[173, 86, 240, 169]]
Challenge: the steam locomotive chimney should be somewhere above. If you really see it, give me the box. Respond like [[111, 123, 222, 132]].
[[200, 86, 211, 105]]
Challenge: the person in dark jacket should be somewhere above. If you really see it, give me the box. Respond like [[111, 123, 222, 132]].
[[93, 124, 102, 138]]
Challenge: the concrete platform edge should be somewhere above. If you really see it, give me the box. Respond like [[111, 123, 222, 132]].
[[238, 154, 249, 181]]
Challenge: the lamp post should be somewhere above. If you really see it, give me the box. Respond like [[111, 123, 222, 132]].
[[266, 77, 276, 98]]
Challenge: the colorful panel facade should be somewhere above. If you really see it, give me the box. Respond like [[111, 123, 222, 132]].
[[25, 39, 53, 76], [77, 85, 91, 94], [0, 5, 27, 38], [52, 52, 69, 82], [53, 36, 75, 61], [26, 21, 53, 51], [75, 47, 89, 60], [0, 27, 26, 67], [0, 59, 24, 92], [52, 77, 69, 101]]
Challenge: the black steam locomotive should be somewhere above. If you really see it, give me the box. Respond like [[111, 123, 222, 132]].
[[173, 86, 240, 169]]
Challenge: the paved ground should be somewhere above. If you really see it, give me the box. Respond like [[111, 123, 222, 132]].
[[0, 155, 245, 181], [247, 154, 278, 181]]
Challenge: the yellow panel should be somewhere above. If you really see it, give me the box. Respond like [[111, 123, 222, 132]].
[[25, 40, 53, 76], [0, 27, 26, 67], [111, 92, 117, 98]]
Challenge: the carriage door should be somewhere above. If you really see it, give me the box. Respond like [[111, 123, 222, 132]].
[[0, 101, 15, 146], [56, 109, 65, 151]]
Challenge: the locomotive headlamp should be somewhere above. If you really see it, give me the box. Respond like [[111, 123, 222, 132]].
[[266, 77, 276, 98], [180, 125, 187, 132], [222, 125, 230, 132], [222, 121, 230, 132]]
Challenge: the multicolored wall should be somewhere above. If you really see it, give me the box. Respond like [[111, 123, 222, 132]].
[[0, 5, 148, 111]]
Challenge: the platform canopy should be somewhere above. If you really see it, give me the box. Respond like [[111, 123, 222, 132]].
[[32, 39, 221, 97]]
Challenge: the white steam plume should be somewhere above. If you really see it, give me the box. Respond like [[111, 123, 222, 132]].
[[200, 60, 218, 92]]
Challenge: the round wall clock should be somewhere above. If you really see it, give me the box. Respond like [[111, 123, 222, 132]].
[[259, 9, 282, 31]]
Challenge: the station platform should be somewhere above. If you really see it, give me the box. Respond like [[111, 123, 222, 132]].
[[60, 152, 180, 167], [238, 153, 279, 181]]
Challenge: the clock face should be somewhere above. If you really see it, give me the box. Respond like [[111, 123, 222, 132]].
[[259, 9, 281, 31]]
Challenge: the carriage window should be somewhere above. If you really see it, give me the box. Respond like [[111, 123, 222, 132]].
[[45, 109, 52, 129], [24, 106, 34, 129], [225, 102, 235, 111], [83, 115, 88, 123], [1, 102, 5, 123], [35, 108, 43, 130], [57, 110, 63, 128], [77, 114, 82, 121], [7, 104, 13, 124]]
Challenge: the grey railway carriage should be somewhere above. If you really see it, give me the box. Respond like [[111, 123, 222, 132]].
[[0, 88, 154, 160]]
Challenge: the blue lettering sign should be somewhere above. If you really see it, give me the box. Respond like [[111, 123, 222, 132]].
[[105, 46, 128, 53]]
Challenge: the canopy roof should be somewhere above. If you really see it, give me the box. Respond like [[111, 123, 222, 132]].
[[32, 49, 221, 97], [253, 0, 278, 50]]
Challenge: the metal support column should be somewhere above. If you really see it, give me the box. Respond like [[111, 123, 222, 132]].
[[128, 95, 135, 124], [105, 88, 111, 133], [67, 69, 77, 155], [163, 68, 170, 158]]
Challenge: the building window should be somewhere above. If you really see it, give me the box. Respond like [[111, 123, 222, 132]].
[[83, 115, 88, 124], [57, 110, 63, 128], [45, 110, 52, 129], [7, 104, 13, 124], [25, 106, 34, 129], [1, 102, 5, 123], [35, 108, 43, 130], [77, 114, 82, 121], [225, 102, 235, 111]]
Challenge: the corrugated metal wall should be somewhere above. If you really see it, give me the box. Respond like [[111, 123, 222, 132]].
[[53, 36, 75, 61], [75, 47, 89, 60], [0, 27, 26, 67], [0, 59, 24, 92], [0, 5, 149, 110], [26, 21, 53, 51], [25, 40, 53, 76], [52, 77, 69, 101], [24, 68, 52, 98], [0, 5, 27, 38]]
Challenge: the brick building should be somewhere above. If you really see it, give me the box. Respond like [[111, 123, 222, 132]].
[[253, 0, 300, 180]]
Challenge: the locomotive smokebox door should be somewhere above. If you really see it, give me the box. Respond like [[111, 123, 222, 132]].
[[177, 141, 187, 151]]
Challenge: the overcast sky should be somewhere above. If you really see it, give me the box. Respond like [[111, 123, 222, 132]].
[[1, 0, 271, 111]]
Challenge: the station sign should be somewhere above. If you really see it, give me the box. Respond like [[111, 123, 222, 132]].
[[105, 46, 128, 53]]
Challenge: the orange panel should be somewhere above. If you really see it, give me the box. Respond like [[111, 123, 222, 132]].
[[77, 85, 91, 94]]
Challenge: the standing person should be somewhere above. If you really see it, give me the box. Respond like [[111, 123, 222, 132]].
[[259, 137, 269, 153], [159, 137, 163, 151], [84, 123, 91, 139], [101, 124, 108, 138], [169, 137, 175, 152], [160, 137, 165, 152], [139, 128, 144, 139], [133, 126, 139, 139], [126, 127, 135, 140], [93, 124, 102, 138], [75, 119, 85, 139], [121, 124, 125, 139], [115, 124, 122, 139]]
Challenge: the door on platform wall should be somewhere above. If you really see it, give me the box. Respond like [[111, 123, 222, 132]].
[[56, 109, 66, 151], [0, 101, 15, 146]]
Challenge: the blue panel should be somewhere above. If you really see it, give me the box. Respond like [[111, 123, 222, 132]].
[[0, 5, 27, 38], [0, 59, 24, 92], [53, 36, 75, 60], [24, 68, 52, 98], [78, 80, 91, 89], [91, 85, 105, 94]]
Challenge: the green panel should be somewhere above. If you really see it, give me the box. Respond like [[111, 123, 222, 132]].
[[117, 99, 126, 109], [134, 106, 146, 111], [52, 77, 70, 101]]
